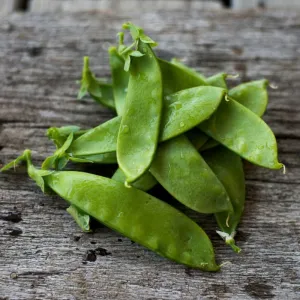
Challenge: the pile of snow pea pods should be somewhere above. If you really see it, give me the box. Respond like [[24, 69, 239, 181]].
[[1, 22, 285, 272]]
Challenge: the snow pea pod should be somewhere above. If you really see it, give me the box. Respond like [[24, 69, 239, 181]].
[[78, 57, 115, 110], [117, 25, 163, 184], [161, 59, 207, 95], [229, 79, 269, 117], [150, 135, 233, 214], [200, 79, 270, 152], [109, 46, 129, 116], [1, 150, 220, 272], [202, 146, 245, 253], [70, 86, 225, 157], [198, 98, 283, 170]]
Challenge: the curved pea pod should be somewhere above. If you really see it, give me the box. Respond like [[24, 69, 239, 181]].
[[207, 73, 228, 89], [150, 135, 233, 214], [229, 79, 269, 117], [1, 150, 220, 272], [117, 24, 163, 184], [200, 79, 270, 152], [78, 57, 115, 110], [198, 98, 283, 170], [70, 117, 121, 156], [112, 168, 157, 191], [160, 58, 207, 95], [109, 47, 129, 116], [161, 86, 226, 141], [202, 147, 245, 253]]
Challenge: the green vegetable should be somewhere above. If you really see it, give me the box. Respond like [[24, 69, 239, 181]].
[[150, 135, 233, 214], [78, 57, 115, 110], [202, 146, 245, 253], [1, 150, 220, 272], [117, 23, 163, 184]]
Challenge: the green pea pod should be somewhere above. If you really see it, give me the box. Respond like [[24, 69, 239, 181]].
[[207, 73, 228, 89], [78, 56, 115, 110], [229, 79, 269, 117], [69, 86, 225, 158], [117, 24, 163, 184], [109, 47, 129, 116], [1, 150, 220, 272], [150, 135, 233, 214], [198, 98, 283, 170], [112, 129, 209, 192], [160, 59, 207, 95], [202, 147, 245, 253], [112, 168, 157, 192], [66, 204, 91, 232]]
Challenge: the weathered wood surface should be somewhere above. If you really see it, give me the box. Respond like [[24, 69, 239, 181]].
[[0, 10, 299, 300]]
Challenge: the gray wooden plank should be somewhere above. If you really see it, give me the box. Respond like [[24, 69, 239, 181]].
[[29, 0, 222, 13], [0, 10, 299, 300]]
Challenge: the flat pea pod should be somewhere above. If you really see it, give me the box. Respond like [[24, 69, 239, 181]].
[[202, 146, 245, 253], [200, 79, 270, 152], [112, 168, 157, 192], [229, 79, 269, 117], [117, 39, 163, 184], [168, 58, 207, 93], [70, 86, 225, 157], [161, 86, 225, 141], [2, 150, 220, 272], [198, 98, 283, 170], [150, 135, 233, 214], [109, 47, 129, 116], [78, 57, 115, 110], [160, 59, 207, 96]]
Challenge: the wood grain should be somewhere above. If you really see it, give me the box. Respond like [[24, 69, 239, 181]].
[[0, 10, 299, 300]]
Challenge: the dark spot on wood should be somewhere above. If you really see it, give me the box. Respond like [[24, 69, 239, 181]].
[[136, 255, 140, 258], [185, 268, 193, 277], [83, 250, 97, 262], [95, 247, 111, 256], [39, 202, 44, 206], [27, 46, 43, 57], [35, 250, 42, 254], [82, 261, 87, 265], [209, 283, 230, 297], [231, 46, 244, 56], [0, 297, 9, 300], [74, 236, 81, 242], [235, 230, 250, 242], [131, 240, 135, 244], [244, 280, 274, 299], [117, 238, 123, 242], [9, 228, 23, 236], [90, 241, 97, 245], [0, 212, 22, 223], [234, 62, 247, 73], [0, 146, 3, 151]]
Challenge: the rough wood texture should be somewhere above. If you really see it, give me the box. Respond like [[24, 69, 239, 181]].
[[0, 10, 299, 300], [29, 0, 222, 13]]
